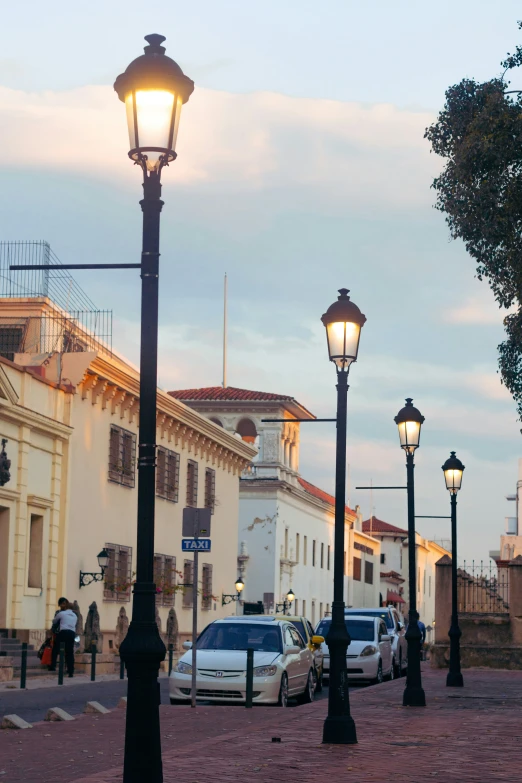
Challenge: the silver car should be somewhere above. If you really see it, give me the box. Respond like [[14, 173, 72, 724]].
[[169, 617, 315, 707], [316, 615, 394, 684], [344, 607, 407, 677]]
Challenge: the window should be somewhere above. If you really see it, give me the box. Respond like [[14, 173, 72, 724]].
[[186, 460, 198, 507], [326, 603, 330, 616], [154, 554, 176, 607], [353, 557, 362, 581], [183, 560, 194, 607], [284, 528, 289, 558], [204, 468, 216, 514], [327, 545, 331, 571], [109, 425, 136, 488], [365, 561, 374, 585], [380, 553, 386, 565], [27, 514, 43, 588], [429, 575, 432, 597], [312, 540, 316, 567], [289, 626, 305, 649], [156, 448, 180, 502], [311, 600, 316, 626], [302, 599, 306, 618], [400, 548, 403, 570], [319, 602, 323, 619], [379, 621, 387, 639], [296, 534, 300, 563], [320, 543, 324, 568], [0, 325, 24, 362], [104, 544, 132, 601], [201, 564, 213, 610], [423, 570, 426, 595], [303, 536, 307, 565]]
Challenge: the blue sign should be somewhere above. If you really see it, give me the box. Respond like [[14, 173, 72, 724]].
[[182, 538, 211, 552]]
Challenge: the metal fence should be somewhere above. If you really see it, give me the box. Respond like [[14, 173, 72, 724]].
[[457, 561, 509, 614]]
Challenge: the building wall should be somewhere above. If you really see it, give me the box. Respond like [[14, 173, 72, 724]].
[[0, 361, 71, 636], [403, 537, 449, 631]]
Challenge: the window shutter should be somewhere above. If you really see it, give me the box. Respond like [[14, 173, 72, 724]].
[[353, 557, 362, 581]]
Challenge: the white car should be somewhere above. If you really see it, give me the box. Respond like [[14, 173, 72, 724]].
[[316, 615, 394, 684], [344, 607, 407, 677], [169, 617, 316, 707]]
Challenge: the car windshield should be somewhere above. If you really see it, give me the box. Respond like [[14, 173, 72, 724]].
[[346, 610, 395, 630], [290, 621, 307, 643], [316, 618, 375, 642], [197, 623, 283, 653]]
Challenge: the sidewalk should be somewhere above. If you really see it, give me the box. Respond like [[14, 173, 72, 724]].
[[0, 671, 168, 691], [1, 667, 521, 783]]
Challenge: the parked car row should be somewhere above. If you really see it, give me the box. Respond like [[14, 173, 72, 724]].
[[169, 606, 407, 707]]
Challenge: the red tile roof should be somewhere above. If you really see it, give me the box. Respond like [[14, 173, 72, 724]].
[[168, 386, 295, 402], [362, 517, 408, 536], [380, 570, 405, 582], [297, 477, 355, 516], [386, 590, 405, 604]]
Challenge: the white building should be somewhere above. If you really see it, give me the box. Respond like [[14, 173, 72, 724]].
[[363, 516, 450, 636], [490, 457, 522, 564], [168, 386, 381, 625]]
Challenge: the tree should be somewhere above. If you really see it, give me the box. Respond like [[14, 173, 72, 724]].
[[425, 22, 522, 423]]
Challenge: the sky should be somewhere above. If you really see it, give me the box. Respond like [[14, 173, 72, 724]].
[[1, 1, 522, 562]]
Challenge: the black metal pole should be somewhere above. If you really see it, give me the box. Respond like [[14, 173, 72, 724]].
[[91, 642, 97, 682], [403, 452, 426, 707], [120, 169, 166, 783], [20, 642, 27, 689], [323, 370, 357, 744], [447, 493, 463, 687], [245, 648, 254, 708]]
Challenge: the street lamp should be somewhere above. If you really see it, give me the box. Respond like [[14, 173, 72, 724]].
[[394, 398, 426, 707], [275, 588, 295, 614], [222, 577, 245, 606], [442, 451, 465, 688], [79, 548, 110, 588], [114, 34, 194, 783], [321, 288, 366, 745]]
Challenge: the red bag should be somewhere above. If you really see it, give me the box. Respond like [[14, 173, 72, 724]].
[[41, 642, 53, 667]]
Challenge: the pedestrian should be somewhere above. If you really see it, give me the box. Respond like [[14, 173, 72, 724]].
[[49, 597, 77, 677]]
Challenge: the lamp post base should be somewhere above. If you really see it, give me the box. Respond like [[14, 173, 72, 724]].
[[446, 671, 464, 687], [403, 685, 426, 707], [322, 714, 358, 745]]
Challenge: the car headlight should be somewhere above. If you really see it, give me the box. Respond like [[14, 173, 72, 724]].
[[253, 665, 278, 677], [176, 661, 193, 674], [359, 645, 378, 657]]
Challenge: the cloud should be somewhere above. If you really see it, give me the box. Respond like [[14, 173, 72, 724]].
[[444, 293, 516, 325], [0, 84, 439, 207]]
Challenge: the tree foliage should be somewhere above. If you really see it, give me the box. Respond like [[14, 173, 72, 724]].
[[425, 22, 522, 423]]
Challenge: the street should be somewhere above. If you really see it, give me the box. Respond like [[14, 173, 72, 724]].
[[0, 676, 331, 724]]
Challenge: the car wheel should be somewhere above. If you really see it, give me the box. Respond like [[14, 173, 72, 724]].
[[395, 652, 402, 678], [278, 673, 289, 707], [372, 660, 383, 685], [298, 670, 315, 704], [315, 670, 323, 693]]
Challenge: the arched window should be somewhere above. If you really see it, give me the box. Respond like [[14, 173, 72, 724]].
[[209, 417, 223, 428], [236, 418, 257, 444]]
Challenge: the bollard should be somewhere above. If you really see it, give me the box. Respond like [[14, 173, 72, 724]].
[[20, 642, 27, 690], [245, 647, 254, 709], [58, 643, 65, 686], [168, 644, 173, 676], [120, 655, 125, 680], [90, 642, 97, 682]]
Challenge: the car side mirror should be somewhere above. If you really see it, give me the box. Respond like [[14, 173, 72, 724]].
[[284, 645, 300, 655], [182, 641, 193, 650], [380, 634, 391, 642], [311, 635, 324, 645]]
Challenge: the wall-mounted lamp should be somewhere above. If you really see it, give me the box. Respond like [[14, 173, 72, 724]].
[[222, 577, 245, 605], [79, 548, 110, 588]]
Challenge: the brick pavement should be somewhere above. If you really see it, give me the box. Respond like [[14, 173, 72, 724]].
[[1, 667, 521, 783]]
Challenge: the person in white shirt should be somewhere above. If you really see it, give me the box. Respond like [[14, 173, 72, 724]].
[[49, 597, 77, 677]]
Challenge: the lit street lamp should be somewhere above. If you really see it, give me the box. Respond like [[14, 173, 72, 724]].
[[275, 588, 295, 614], [321, 288, 366, 745], [222, 576, 246, 605], [394, 398, 426, 707], [442, 451, 465, 688], [114, 34, 194, 783]]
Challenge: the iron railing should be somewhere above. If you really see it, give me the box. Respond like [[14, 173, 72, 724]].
[[457, 561, 509, 614]]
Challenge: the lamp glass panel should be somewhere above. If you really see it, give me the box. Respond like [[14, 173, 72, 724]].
[[397, 420, 421, 450], [235, 578, 245, 593], [444, 468, 463, 492], [125, 89, 175, 170], [326, 321, 360, 368], [98, 550, 110, 569]]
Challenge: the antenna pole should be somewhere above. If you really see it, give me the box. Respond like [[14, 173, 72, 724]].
[[223, 273, 228, 388]]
